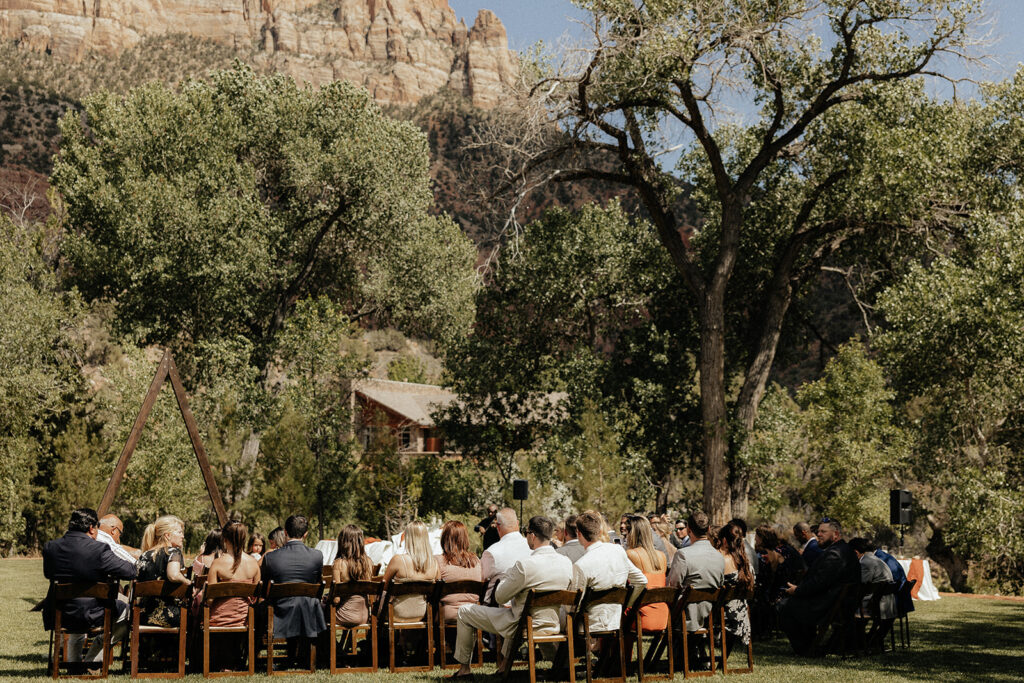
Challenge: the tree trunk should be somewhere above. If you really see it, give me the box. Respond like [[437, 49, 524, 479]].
[[926, 517, 970, 593], [699, 290, 732, 524]]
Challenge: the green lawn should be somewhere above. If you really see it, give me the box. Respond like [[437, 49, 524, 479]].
[[3, 558, 1022, 681]]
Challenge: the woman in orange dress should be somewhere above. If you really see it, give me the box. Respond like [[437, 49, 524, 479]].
[[625, 515, 668, 632]]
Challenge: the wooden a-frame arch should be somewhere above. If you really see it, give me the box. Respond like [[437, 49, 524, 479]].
[[97, 348, 229, 526]]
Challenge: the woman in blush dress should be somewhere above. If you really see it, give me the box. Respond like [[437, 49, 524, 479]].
[[435, 521, 482, 623], [382, 521, 439, 622], [192, 528, 222, 577], [207, 522, 260, 626], [331, 525, 374, 627]]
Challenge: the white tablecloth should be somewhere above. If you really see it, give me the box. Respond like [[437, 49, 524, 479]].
[[897, 558, 941, 601]]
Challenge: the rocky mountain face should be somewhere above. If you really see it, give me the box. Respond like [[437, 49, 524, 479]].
[[0, 0, 516, 107]]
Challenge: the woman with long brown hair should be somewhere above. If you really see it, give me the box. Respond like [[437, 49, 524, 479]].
[[435, 520, 482, 622], [716, 522, 753, 648], [207, 522, 261, 627], [331, 524, 374, 627]]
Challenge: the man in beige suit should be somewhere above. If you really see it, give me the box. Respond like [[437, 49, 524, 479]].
[[451, 516, 573, 678]]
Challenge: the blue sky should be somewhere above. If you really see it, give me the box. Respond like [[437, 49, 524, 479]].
[[448, 0, 1024, 87]]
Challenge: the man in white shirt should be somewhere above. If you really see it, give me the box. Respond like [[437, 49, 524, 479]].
[[97, 514, 137, 563], [451, 516, 573, 678], [481, 507, 531, 599], [571, 511, 647, 632], [556, 515, 585, 563]]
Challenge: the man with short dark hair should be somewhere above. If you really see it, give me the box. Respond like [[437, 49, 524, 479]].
[[571, 511, 647, 631], [556, 514, 585, 563], [849, 538, 896, 621], [474, 504, 501, 550], [666, 510, 724, 669], [779, 518, 860, 655], [794, 521, 823, 566], [261, 514, 325, 667], [43, 508, 137, 665], [671, 518, 690, 549], [451, 516, 573, 677]]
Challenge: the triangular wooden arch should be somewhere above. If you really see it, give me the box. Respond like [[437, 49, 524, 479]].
[[97, 348, 229, 526]]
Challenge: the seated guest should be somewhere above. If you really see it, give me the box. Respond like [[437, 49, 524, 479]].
[[207, 522, 261, 624], [874, 544, 913, 616], [136, 515, 191, 626], [331, 525, 374, 627], [650, 517, 677, 564], [778, 517, 860, 655], [793, 522, 823, 567], [450, 516, 572, 678], [849, 538, 896, 620], [572, 511, 647, 632], [262, 514, 326, 665], [728, 518, 758, 579], [382, 520, 440, 622], [480, 508, 530, 600], [671, 518, 691, 550], [717, 522, 754, 650], [667, 510, 724, 669], [267, 526, 287, 552], [43, 508, 137, 665], [624, 516, 667, 632], [247, 532, 265, 561], [192, 528, 223, 577], [436, 520, 483, 623], [754, 525, 806, 604], [97, 514, 138, 562], [556, 515, 585, 564], [474, 505, 500, 551]]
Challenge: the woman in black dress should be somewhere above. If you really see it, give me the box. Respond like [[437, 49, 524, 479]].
[[135, 515, 191, 626]]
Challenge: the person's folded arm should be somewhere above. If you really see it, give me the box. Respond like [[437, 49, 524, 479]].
[[494, 561, 528, 606]]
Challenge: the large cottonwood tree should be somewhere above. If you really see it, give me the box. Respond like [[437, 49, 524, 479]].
[[492, 0, 982, 521]]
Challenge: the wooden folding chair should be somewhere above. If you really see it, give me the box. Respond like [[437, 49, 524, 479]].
[[895, 579, 917, 649], [859, 581, 898, 654], [579, 587, 631, 683], [380, 579, 436, 672], [625, 586, 678, 683], [200, 582, 258, 677], [679, 588, 723, 677], [326, 580, 382, 673], [716, 585, 753, 674], [49, 582, 119, 679], [500, 589, 580, 683], [435, 579, 486, 669], [129, 580, 190, 679], [810, 583, 857, 658], [265, 581, 325, 676], [321, 566, 334, 586]]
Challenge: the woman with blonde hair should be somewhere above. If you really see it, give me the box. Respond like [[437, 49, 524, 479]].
[[382, 520, 439, 622], [332, 524, 374, 627], [135, 515, 190, 626], [435, 520, 482, 622], [625, 516, 669, 632]]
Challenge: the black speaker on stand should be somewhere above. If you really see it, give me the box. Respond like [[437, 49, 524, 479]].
[[890, 489, 913, 555], [513, 479, 529, 528]]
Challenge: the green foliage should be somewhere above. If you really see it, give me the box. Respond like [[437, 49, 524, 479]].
[[387, 353, 428, 384], [0, 216, 81, 553], [52, 63, 476, 373], [353, 424, 420, 539], [744, 342, 907, 529]]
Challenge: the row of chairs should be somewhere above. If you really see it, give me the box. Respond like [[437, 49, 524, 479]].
[[47, 575, 757, 680], [811, 579, 917, 658]]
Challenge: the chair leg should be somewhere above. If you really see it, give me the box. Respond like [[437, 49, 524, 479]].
[[427, 605, 434, 670], [371, 615, 378, 672], [178, 615, 187, 677], [634, 620, 644, 682], [583, 617, 593, 683], [527, 623, 537, 683], [248, 608, 256, 675], [266, 609, 274, 676], [131, 609, 140, 678], [567, 614, 576, 683], [203, 609, 210, 677], [618, 630, 627, 682], [719, 607, 728, 675]]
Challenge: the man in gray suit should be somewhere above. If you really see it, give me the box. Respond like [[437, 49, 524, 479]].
[[667, 510, 724, 668], [556, 514, 585, 563]]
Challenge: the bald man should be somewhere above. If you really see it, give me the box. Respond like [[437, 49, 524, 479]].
[[97, 514, 139, 562]]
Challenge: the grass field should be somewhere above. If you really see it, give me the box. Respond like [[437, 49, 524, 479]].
[[3, 558, 1022, 682]]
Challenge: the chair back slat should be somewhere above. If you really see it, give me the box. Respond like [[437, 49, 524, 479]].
[[637, 586, 678, 607], [52, 582, 118, 601], [328, 580, 383, 602], [387, 580, 436, 597], [322, 566, 334, 580], [132, 580, 190, 600], [265, 581, 324, 599], [528, 589, 579, 609], [685, 588, 720, 604], [203, 581, 259, 602], [580, 586, 630, 610]]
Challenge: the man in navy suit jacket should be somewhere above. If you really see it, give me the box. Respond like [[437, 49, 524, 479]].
[[794, 522, 824, 566], [874, 546, 914, 616], [42, 508, 137, 662], [261, 514, 325, 665]]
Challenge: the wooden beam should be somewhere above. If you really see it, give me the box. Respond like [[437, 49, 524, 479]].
[[166, 355, 229, 526], [97, 350, 171, 518]]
